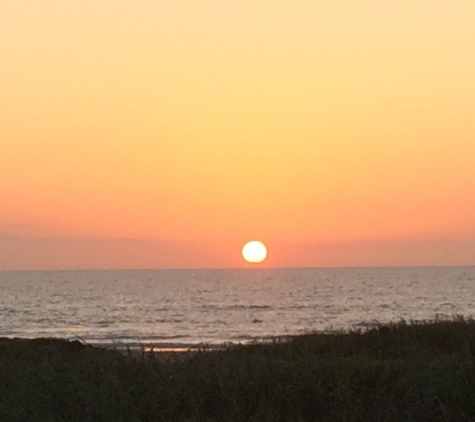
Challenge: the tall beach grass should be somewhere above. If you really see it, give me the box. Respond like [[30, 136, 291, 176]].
[[2, 317, 475, 421]]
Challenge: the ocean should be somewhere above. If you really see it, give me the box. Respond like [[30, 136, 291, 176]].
[[1, 266, 474, 351]]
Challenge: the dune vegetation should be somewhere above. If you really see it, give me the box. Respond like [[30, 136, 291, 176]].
[[2, 318, 475, 421]]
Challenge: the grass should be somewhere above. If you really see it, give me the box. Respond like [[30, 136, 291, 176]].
[[2, 318, 475, 421]]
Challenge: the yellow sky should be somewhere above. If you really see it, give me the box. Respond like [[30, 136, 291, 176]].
[[1, 1, 475, 269]]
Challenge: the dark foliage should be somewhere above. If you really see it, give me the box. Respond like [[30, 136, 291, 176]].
[[2, 318, 475, 421]]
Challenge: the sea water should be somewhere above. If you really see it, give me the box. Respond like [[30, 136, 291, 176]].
[[1, 267, 474, 350]]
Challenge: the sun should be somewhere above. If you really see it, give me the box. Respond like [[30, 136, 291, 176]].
[[242, 241, 268, 264]]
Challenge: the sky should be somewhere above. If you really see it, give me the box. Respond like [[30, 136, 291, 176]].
[[1, 1, 475, 270]]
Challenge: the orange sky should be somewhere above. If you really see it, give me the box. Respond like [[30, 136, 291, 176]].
[[1, 1, 475, 270]]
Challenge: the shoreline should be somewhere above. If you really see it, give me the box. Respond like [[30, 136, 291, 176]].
[[0, 316, 458, 354]]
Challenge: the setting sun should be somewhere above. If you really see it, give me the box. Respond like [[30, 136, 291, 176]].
[[1, 1, 475, 270], [242, 241, 268, 264]]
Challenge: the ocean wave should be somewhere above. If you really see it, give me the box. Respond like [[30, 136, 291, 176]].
[[199, 304, 272, 311]]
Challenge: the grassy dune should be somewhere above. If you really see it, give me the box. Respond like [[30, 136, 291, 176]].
[[2, 318, 475, 421]]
